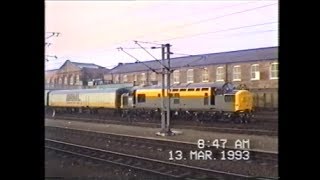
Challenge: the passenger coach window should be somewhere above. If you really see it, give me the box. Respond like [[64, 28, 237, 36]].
[[224, 95, 235, 102], [137, 94, 146, 103]]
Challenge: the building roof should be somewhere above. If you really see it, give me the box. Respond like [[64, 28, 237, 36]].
[[45, 69, 58, 72], [68, 60, 105, 69], [45, 60, 107, 72], [110, 46, 278, 74]]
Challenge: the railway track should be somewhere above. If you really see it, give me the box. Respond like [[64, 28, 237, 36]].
[[46, 115, 277, 136], [45, 138, 276, 180], [45, 126, 278, 178], [47, 110, 278, 120]]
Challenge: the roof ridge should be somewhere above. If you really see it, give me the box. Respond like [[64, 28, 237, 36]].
[[109, 46, 278, 74]]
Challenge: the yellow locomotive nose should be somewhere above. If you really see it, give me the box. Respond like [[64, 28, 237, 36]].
[[235, 90, 253, 112]]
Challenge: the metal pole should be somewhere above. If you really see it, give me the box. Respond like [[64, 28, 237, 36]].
[[166, 44, 172, 133], [161, 44, 166, 132], [225, 63, 228, 82]]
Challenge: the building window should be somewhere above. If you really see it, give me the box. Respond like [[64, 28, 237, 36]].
[[187, 69, 194, 83], [173, 70, 180, 84], [150, 72, 157, 81], [233, 65, 241, 81], [202, 68, 209, 82], [216, 67, 224, 81], [76, 75, 80, 84], [140, 73, 146, 84], [114, 74, 120, 83], [64, 76, 68, 85], [59, 77, 63, 84], [134, 74, 137, 82], [251, 64, 260, 80], [123, 75, 128, 83], [69, 76, 73, 85], [270, 62, 279, 79]]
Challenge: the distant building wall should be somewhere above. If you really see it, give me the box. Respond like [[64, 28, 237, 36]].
[[104, 48, 278, 110]]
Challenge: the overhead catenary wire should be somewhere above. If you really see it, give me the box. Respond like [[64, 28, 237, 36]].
[[45, 32, 60, 62], [133, 40, 163, 46], [45, 2, 277, 68], [171, 29, 277, 57], [46, 55, 58, 59], [117, 47, 160, 74], [116, 46, 154, 50], [125, 1, 266, 42], [49, 2, 276, 57], [134, 41, 160, 60], [46, 32, 60, 39], [45, 28, 276, 70], [173, 3, 277, 29], [134, 41, 169, 70], [158, 21, 277, 42], [167, 31, 277, 68]]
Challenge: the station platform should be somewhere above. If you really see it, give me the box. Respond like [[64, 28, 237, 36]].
[[45, 118, 277, 153]]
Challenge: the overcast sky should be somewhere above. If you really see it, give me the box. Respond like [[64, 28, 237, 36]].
[[45, 0, 278, 70]]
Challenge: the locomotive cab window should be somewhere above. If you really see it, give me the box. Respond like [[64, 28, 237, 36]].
[[173, 93, 180, 104], [224, 95, 235, 102], [137, 94, 146, 103]]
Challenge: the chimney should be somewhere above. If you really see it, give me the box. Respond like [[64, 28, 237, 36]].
[[118, 62, 123, 66]]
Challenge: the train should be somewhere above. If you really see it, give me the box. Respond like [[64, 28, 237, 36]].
[[45, 82, 254, 123]]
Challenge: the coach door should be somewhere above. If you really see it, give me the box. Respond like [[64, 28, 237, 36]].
[[210, 87, 215, 105], [131, 90, 136, 105]]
